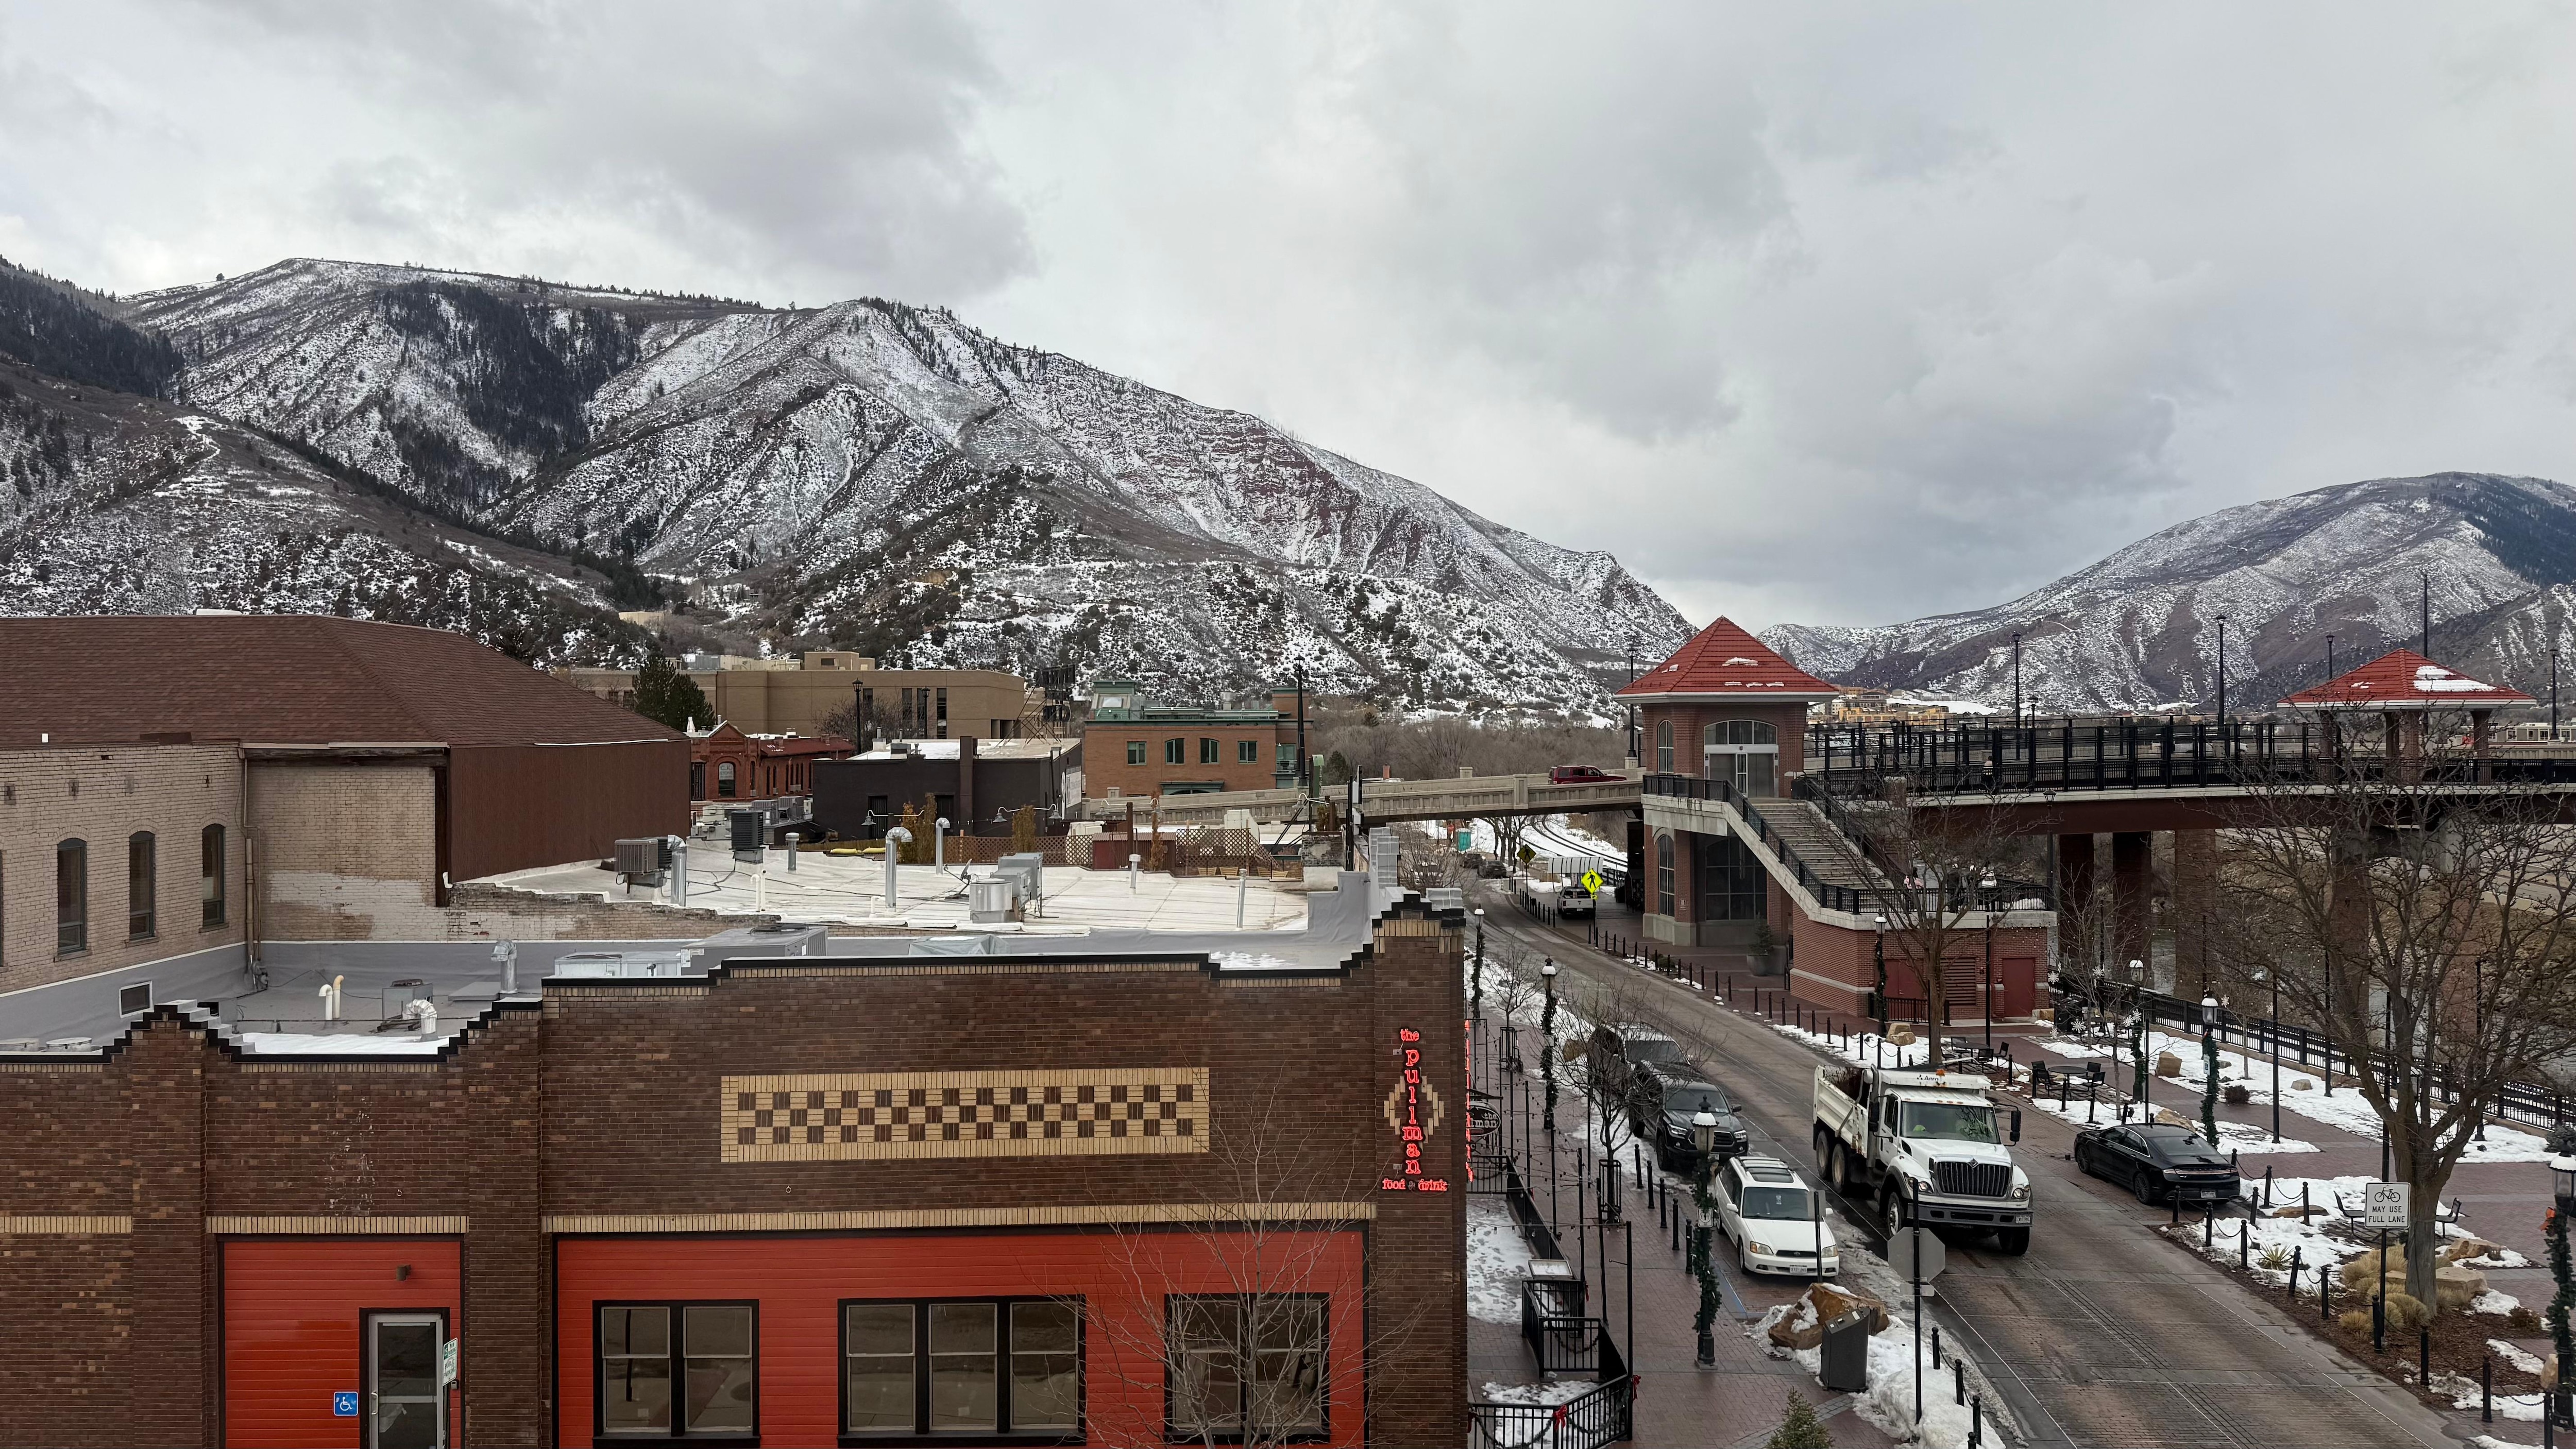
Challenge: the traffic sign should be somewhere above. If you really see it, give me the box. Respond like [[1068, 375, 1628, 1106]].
[[1888, 1225, 1946, 1282], [332, 1391, 359, 1417], [1580, 870, 1604, 894], [440, 1337, 459, 1387], [2363, 1181, 2410, 1230]]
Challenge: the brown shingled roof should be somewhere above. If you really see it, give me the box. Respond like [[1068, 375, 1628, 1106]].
[[0, 615, 681, 748]]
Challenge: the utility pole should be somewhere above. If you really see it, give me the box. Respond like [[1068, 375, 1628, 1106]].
[[2011, 630, 2023, 726], [2215, 614, 2229, 731], [2421, 570, 2433, 658], [1294, 664, 1309, 796]]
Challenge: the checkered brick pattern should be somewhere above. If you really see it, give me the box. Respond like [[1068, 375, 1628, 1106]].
[[719, 1067, 1209, 1162]]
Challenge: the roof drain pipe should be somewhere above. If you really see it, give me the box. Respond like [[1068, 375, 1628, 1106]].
[[883, 826, 912, 914], [492, 939, 518, 996], [667, 835, 689, 908]]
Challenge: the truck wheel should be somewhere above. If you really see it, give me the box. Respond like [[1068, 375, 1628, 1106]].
[[1996, 1226, 2031, 1256], [1880, 1188, 1908, 1239]]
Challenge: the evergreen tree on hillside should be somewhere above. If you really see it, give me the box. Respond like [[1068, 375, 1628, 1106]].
[[634, 653, 712, 730]]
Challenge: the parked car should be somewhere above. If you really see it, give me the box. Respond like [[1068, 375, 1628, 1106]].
[[1549, 765, 1622, 785], [1590, 1023, 1690, 1079], [2072, 1121, 2242, 1206], [1555, 882, 1596, 918], [1713, 1155, 1840, 1277], [1639, 1078, 1749, 1172]]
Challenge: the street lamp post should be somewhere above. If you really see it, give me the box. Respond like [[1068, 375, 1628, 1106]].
[[2267, 967, 2282, 1144], [1981, 872, 1999, 1051], [2200, 992, 2222, 1150], [1541, 961, 1561, 1232], [1471, 908, 1487, 1088], [2011, 632, 2023, 727], [2215, 613, 2229, 739], [1691, 1110, 1721, 1369], [2129, 960, 2150, 1115]]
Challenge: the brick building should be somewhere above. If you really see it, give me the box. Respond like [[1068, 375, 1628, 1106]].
[[0, 899, 1468, 1448], [1081, 682, 1292, 799], [0, 616, 687, 966], [565, 653, 1041, 742], [1622, 619, 2048, 1018], [685, 721, 853, 802]]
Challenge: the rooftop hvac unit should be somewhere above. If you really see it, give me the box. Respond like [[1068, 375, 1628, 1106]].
[[381, 978, 429, 1024], [1426, 887, 1465, 912], [968, 877, 1014, 924], [729, 808, 769, 861], [995, 853, 1045, 908], [550, 951, 692, 979], [614, 837, 666, 887], [1368, 828, 1399, 882], [695, 923, 828, 960]]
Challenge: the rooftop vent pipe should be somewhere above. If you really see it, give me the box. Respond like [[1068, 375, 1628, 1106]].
[[883, 826, 912, 912]]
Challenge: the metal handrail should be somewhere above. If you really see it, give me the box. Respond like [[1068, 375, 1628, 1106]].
[[1805, 719, 2576, 797]]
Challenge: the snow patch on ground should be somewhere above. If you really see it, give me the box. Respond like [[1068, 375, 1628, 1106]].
[[1467, 1196, 1535, 1324], [1475, 1379, 1598, 1406]]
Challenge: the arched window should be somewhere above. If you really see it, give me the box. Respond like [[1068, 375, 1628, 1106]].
[[1654, 720, 1674, 774], [718, 760, 738, 798], [128, 831, 157, 940], [57, 838, 88, 954], [1703, 719, 1781, 796], [201, 824, 227, 928], [1655, 833, 1676, 916]]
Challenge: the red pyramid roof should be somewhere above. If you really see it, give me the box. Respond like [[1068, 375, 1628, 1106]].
[[2277, 649, 2534, 711], [1615, 618, 1838, 700]]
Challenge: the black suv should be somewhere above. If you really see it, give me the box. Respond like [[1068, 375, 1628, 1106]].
[[1590, 1024, 1690, 1081], [1636, 1078, 1749, 1172]]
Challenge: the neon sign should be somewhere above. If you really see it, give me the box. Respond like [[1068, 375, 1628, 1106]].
[[1380, 1027, 1449, 1192]]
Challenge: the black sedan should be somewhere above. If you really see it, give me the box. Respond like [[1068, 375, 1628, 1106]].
[[2073, 1122, 2242, 1206], [1636, 1080, 1749, 1173]]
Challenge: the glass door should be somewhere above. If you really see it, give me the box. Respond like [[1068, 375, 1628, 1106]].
[[365, 1312, 445, 1449]]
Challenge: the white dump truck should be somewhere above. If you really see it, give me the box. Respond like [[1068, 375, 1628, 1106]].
[[1814, 1062, 2033, 1254]]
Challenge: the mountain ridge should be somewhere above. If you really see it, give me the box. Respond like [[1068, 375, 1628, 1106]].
[[2, 254, 1691, 713]]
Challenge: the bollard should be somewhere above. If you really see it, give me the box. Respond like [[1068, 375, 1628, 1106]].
[[2320, 1263, 2331, 1322], [2205, 1208, 2214, 1249], [2290, 1245, 2303, 1301], [1933, 1326, 1943, 1371], [1972, 1393, 1984, 1448], [1952, 1354, 1964, 1405], [2240, 1217, 2249, 1270], [2264, 1165, 2274, 1207], [2171, 1191, 2180, 1226], [2420, 1327, 2430, 1390]]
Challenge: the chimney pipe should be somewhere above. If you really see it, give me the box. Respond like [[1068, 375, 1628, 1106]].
[[958, 736, 977, 841]]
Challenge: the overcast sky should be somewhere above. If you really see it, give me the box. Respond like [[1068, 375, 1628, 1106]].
[[4, 3, 2572, 629]]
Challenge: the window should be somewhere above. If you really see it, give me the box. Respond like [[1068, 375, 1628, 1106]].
[[1654, 720, 1673, 773], [119, 981, 152, 1016], [901, 688, 917, 732], [1703, 720, 1781, 796], [1654, 833, 1675, 917], [597, 1302, 755, 1439], [691, 761, 707, 799], [127, 831, 156, 940], [1167, 1295, 1325, 1442], [936, 688, 948, 724], [201, 825, 226, 928], [717, 761, 737, 798], [1199, 738, 1219, 765], [57, 838, 87, 954], [1165, 738, 1186, 765], [1237, 739, 1259, 764], [1698, 832, 1766, 922], [1127, 740, 1147, 766], [842, 1298, 1082, 1438]]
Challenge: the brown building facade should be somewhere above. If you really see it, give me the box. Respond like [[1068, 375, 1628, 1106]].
[[0, 904, 1469, 1448], [565, 653, 1039, 742], [685, 722, 854, 802], [1080, 681, 1292, 799]]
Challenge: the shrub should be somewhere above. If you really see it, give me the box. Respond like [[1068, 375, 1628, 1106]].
[[2338, 1308, 2374, 1334], [2384, 1292, 2431, 1334], [2257, 1245, 2294, 1272], [2341, 1247, 2407, 1292], [2223, 1084, 2251, 1105], [2511, 1306, 2545, 1335], [1766, 1391, 1832, 1449]]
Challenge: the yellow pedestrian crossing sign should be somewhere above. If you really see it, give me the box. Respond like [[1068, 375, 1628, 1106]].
[[1580, 870, 1604, 894]]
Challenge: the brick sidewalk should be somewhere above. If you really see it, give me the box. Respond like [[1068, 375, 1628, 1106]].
[[1477, 1015, 1900, 1447]]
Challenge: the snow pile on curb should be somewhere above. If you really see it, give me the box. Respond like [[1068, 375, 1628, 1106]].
[[1752, 1258, 2021, 1448], [1768, 1018, 1937, 1070], [1476, 1379, 1598, 1406]]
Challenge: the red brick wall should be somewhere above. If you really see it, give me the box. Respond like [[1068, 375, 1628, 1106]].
[[1789, 916, 2047, 1018], [1636, 701, 1809, 785]]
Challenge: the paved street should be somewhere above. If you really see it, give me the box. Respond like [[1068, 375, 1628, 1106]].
[[1477, 892, 2464, 1448]]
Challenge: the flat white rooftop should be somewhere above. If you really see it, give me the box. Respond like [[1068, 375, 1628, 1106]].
[[482, 853, 1323, 933]]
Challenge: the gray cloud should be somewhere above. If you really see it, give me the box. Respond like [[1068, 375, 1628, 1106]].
[[3, 1, 2572, 632]]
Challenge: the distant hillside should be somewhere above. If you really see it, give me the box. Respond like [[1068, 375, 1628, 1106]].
[[0, 254, 183, 399]]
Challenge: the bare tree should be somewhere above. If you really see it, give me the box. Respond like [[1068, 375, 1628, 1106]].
[[1560, 979, 1662, 1221], [1834, 794, 2032, 1060], [2221, 715, 2576, 1309], [1075, 1082, 1432, 1448]]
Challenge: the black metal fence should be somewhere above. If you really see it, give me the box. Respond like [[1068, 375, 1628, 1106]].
[[2062, 983, 2576, 1135], [1641, 772, 2053, 917], [1806, 720, 2576, 797]]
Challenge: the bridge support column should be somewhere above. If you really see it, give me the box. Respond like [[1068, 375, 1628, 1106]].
[[2173, 830, 2216, 991], [2111, 831, 2152, 980], [2054, 834, 2098, 974]]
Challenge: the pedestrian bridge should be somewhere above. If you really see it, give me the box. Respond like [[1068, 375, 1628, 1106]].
[[1070, 772, 1641, 825]]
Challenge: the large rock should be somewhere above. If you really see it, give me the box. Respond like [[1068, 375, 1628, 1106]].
[[1766, 1282, 1893, 1350], [2155, 1052, 2184, 1078]]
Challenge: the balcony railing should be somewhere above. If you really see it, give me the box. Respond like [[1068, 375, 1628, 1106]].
[[1806, 720, 2576, 796]]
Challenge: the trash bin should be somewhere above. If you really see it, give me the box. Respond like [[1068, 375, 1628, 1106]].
[[1819, 1308, 1871, 1393]]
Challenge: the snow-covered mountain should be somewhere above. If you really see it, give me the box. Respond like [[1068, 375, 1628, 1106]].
[[1767, 473, 2576, 713], [65, 257, 1689, 713]]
